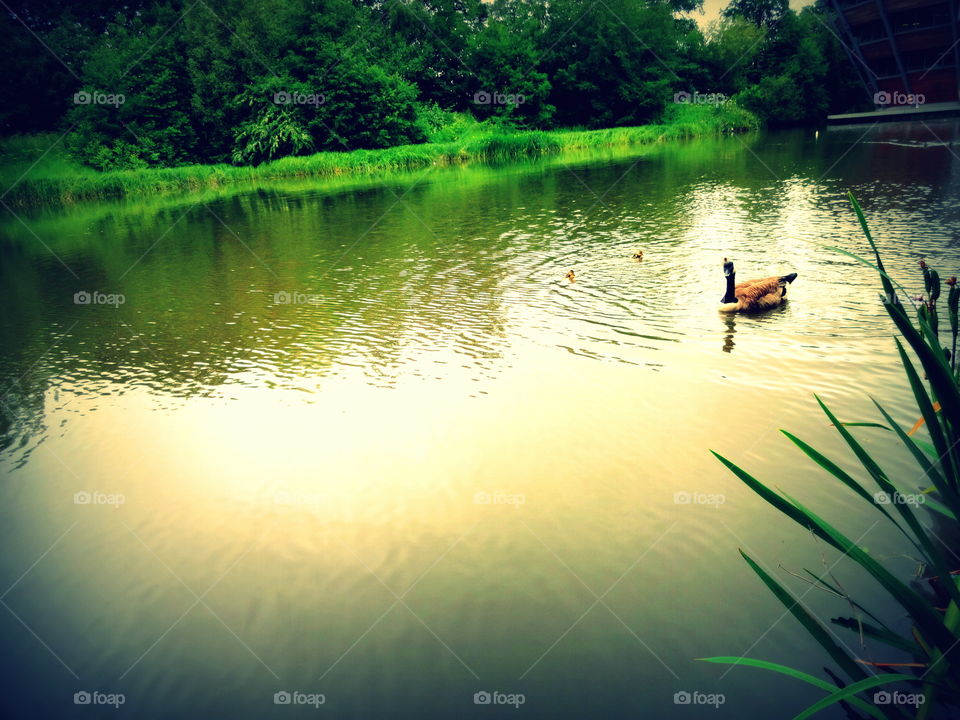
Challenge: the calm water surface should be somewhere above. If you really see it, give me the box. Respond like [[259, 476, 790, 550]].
[[1, 122, 960, 718]]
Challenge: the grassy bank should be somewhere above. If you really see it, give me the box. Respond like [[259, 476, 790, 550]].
[[1, 103, 759, 206]]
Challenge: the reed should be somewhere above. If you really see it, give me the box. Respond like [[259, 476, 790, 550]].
[[705, 193, 960, 719], [0, 103, 758, 206]]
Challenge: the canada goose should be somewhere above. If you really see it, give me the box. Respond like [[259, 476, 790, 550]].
[[632, 250, 644, 260], [719, 258, 797, 313], [565, 270, 576, 282]]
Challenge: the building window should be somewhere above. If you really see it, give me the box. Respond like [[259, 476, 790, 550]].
[[855, 21, 886, 43], [901, 47, 955, 71], [870, 57, 899, 78], [889, 4, 950, 33]]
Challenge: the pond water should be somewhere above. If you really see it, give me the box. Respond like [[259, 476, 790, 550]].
[[1, 120, 959, 719]]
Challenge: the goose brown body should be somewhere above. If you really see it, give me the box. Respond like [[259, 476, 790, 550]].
[[721, 276, 791, 312], [719, 259, 797, 313]]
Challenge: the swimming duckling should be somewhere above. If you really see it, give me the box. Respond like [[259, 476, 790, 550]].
[[565, 270, 576, 282], [632, 250, 644, 260]]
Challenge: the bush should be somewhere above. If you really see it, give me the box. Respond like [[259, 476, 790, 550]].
[[307, 57, 424, 151]]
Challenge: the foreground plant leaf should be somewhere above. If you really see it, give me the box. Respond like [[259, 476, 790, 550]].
[[815, 396, 960, 608], [780, 429, 909, 540], [894, 339, 957, 491], [792, 673, 915, 720], [738, 550, 868, 682], [779, 490, 958, 651], [870, 399, 958, 520], [831, 617, 917, 655], [907, 402, 941, 437], [697, 657, 886, 720]]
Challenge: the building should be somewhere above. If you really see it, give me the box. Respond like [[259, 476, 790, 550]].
[[825, 0, 959, 112]]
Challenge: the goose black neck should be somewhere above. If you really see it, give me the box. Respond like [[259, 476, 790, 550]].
[[722, 273, 737, 303]]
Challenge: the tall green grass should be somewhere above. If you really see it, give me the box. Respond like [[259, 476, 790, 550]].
[[0, 103, 758, 206], [705, 194, 960, 719]]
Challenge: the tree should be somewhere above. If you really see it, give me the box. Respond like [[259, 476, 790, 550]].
[[704, 17, 767, 96], [465, 6, 553, 127], [3, 0, 868, 169], [182, 0, 298, 164], [733, 10, 829, 125], [721, 0, 788, 27], [540, 0, 679, 128], [67, 3, 199, 168], [377, 0, 487, 109], [231, 77, 314, 164]]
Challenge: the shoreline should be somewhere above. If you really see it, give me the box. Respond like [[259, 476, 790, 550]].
[[1, 105, 759, 207]]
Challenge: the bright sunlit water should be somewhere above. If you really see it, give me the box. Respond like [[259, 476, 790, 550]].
[[1, 122, 959, 718]]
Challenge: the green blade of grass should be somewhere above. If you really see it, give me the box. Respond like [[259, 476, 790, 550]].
[[698, 656, 887, 720], [814, 396, 960, 606], [884, 299, 960, 436], [711, 452, 841, 552], [781, 429, 910, 540], [847, 193, 894, 300], [792, 673, 915, 720], [843, 193, 960, 484], [912, 438, 938, 459], [894, 338, 957, 488], [871, 399, 960, 520], [815, 395, 889, 489], [830, 617, 919, 655], [716, 448, 960, 618], [804, 569, 893, 630], [739, 550, 868, 682], [919, 585, 960, 719], [780, 491, 958, 651]]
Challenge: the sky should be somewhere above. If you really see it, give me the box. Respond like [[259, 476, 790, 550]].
[[685, 0, 816, 29]]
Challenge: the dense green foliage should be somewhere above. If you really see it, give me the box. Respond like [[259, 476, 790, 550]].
[[0, 0, 863, 172], [707, 1, 864, 123], [722, 0, 788, 27], [0, 101, 758, 205]]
